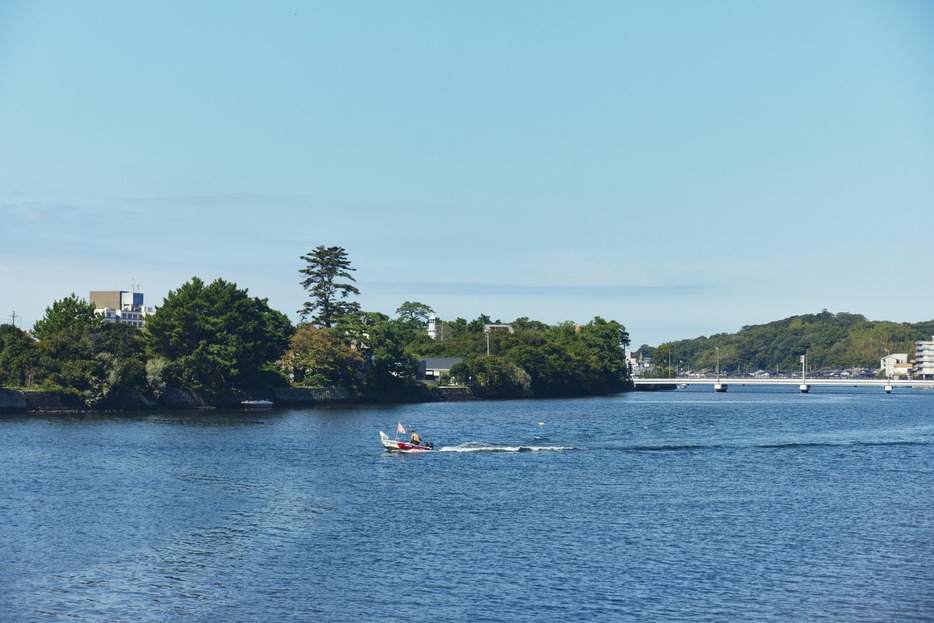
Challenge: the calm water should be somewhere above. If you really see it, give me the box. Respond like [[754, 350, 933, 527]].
[[2, 387, 933, 622]]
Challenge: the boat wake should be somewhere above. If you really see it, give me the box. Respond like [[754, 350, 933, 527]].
[[429, 438, 928, 454], [438, 441, 575, 453]]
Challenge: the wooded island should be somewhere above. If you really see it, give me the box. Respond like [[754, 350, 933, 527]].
[[0, 246, 631, 409]]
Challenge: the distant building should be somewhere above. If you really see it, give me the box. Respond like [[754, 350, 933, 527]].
[[418, 357, 464, 382], [880, 353, 909, 378], [894, 363, 914, 378], [629, 355, 653, 377], [90, 290, 155, 329], [915, 337, 934, 380]]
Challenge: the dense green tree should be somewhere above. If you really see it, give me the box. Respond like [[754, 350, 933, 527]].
[[298, 245, 360, 327], [395, 301, 434, 328], [94, 323, 150, 401], [32, 294, 102, 341], [467, 314, 493, 334], [574, 317, 631, 392], [286, 304, 629, 398], [31, 294, 105, 398], [440, 316, 630, 398], [332, 311, 421, 395], [146, 277, 292, 392], [449, 356, 532, 399], [442, 317, 469, 339], [0, 324, 38, 387], [511, 317, 551, 332], [279, 324, 363, 387], [29, 295, 149, 404], [505, 340, 574, 396]]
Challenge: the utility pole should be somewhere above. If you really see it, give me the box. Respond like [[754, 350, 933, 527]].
[[9, 310, 18, 327]]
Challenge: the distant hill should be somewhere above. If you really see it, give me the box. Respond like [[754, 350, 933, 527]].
[[639, 311, 934, 374]]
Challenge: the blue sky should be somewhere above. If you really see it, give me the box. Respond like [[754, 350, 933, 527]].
[[2, 1, 932, 347]]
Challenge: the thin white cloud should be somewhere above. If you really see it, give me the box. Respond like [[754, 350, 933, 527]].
[[364, 280, 710, 298]]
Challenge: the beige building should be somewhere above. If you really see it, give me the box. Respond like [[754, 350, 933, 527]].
[[90, 290, 155, 329], [880, 353, 909, 378]]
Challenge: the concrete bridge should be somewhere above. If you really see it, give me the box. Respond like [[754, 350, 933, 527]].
[[633, 377, 934, 393]]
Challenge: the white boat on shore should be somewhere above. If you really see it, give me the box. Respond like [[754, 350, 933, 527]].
[[241, 399, 273, 409]]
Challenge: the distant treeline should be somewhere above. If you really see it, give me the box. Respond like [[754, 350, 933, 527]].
[[638, 311, 934, 376]]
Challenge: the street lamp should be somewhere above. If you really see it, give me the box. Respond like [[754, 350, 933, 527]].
[[714, 346, 727, 392], [799, 349, 810, 393]]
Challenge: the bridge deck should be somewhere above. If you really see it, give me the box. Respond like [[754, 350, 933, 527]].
[[633, 377, 934, 389]]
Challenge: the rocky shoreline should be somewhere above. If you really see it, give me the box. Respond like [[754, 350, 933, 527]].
[[0, 385, 477, 414]]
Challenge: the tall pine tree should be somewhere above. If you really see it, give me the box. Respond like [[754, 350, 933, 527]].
[[298, 245, 360, 327]]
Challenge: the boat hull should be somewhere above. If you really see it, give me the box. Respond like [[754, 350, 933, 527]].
[[380, 431, 432, 452], [241, 400, 273, 409]]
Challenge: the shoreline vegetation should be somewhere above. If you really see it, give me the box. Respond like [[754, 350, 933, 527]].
[[5, 248, 931, 414], [0, 246, 634, 412]]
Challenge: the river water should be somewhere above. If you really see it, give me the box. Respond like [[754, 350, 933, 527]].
[[2, 386, 932, 622]]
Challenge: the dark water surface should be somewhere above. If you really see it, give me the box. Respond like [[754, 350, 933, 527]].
[[2, 387, 933, 622]]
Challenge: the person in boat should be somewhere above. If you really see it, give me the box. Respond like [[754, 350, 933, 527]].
[[409, 429, 422, 445]]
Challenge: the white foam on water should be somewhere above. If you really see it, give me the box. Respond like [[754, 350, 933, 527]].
[[438, 443, 575, 453]]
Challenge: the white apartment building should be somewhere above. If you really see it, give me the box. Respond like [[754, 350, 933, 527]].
[[916, 336, 934, 380], [90, 290, 155, 329]]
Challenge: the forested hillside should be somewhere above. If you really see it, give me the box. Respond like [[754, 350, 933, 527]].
[[640, 311, 934, 375]]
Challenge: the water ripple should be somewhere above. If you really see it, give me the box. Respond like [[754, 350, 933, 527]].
[[3, 391, 933, 621]]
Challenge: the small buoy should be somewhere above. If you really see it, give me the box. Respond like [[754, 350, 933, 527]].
[[538, 422, 545, 426]]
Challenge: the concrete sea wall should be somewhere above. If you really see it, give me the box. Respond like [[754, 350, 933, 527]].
[[0, 390, 85, 413], [0, 389, 28, 413]]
